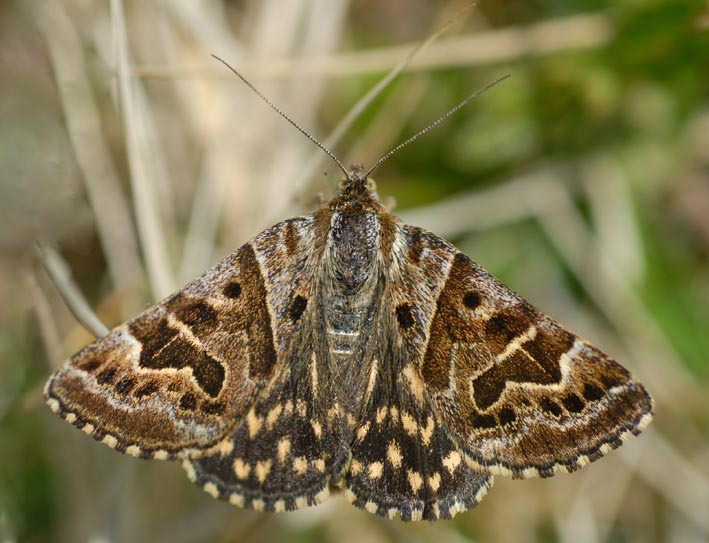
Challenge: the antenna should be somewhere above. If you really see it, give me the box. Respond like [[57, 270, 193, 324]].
[[211, 54, 351, 180], [363, 74, 511, 180]]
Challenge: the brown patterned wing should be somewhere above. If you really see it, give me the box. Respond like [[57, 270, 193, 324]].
[[395, 226, 653, 479], [344, 346, 493, 521], [181, 216, 351, 511], [183, 346, 350, 512], [44, 218, 311, 461], [342, 228, 494, 521]]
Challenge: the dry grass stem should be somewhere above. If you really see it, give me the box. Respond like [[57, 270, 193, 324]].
[[36, 244, 109, 338], [132, 13, 611, 80], [38, 0, 145, 317], [112, 0, 176, 299]]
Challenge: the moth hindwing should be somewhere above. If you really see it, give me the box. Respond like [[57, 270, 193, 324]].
[[45, 175, 653, 521]]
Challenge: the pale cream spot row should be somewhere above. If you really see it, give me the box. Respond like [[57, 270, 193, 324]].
[[421, 417, 435, 446], [229, 493, 245, 507], [311, 420, 322, 438], [350, 459, 363, 475], [313, 458, 326, 473], [266, 404, 282, 428], [368, 461, 384, 480], [126, 445, 141, 457], [214, 439, 234, 457], [576, 455, 590, 468], [204, 482, 219, 499], [442, 451, 462, 474], [401, 412, 418, 436], [233, 458, 251, 479], [328, 402, 343, 420], [182, 459, 196, 481], [82, 423, 95, 435], [293, 456, 308, 475], [65, 413, 77, 424], [246, 409, 263, 439], [356, 422, 370, 441], [251, 499, 265, 512], [255, 459, 272, 483], [295, 495, 309, 509], [387, 442, 402, 469], [407, 470, 423, 493], [274, 500, 286, 513], [102, 435, 118, 449], [277, 438, 291, 463], [428, 472, 441, 493], [153, 449, 169, 460]]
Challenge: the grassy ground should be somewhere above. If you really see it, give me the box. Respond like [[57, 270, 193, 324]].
[[1, 0, 708, 541]]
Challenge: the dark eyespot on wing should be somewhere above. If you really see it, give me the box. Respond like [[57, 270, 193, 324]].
[[114, 377, 135, 395], [96, 368, 117, 385], [223, 281, 242, 299], [289, 295, 308, 323], [583, 383, 604, 401], [471, 413, 497, 430], [563, 393, 585, 413], [180, 392, 197, 411], [134, 382, 159, 399], [395, 303, 416, 329], [463, 291, 481, 309], [498, 406, 516, 426], [539, 397, 563, 417], [201, 401, 225, 415]]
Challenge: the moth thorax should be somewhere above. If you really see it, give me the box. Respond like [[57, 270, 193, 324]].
[[329, 211, 380, 291]]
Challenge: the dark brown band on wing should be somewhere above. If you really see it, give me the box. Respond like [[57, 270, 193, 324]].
[[238, 244, 278, 380], [471, 323, 575, 410], [421, 253, 473, 391], [129, 318, 225, 398]]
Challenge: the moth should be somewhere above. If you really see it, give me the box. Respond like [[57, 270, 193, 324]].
[[45, 60, 653, 522]]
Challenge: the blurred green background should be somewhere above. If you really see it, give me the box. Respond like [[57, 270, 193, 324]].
[[1, 0, 708, 541]]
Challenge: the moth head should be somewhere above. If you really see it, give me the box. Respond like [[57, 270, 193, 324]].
[[336, 166, 379, 202]]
